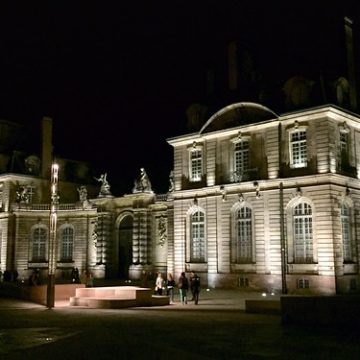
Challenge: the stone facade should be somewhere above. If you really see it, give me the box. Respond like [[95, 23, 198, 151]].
[[1, 104, 360, 295], [167, 103, 360, 295]]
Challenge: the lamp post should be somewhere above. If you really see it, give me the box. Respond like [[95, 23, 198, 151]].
[[47, 162, 59, 308]]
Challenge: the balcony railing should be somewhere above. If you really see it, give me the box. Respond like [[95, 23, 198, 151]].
[[11, 203, 97, 211]]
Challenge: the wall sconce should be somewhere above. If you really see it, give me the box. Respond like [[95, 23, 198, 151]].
[[193, 195, 198, 205], [192, 141, 197, 149], [254, 181, 261, 199], [296, 186, 302, 197], [220, 185, 226, 201], [238, 193, 244, 203], [294, 120, 299, 129]]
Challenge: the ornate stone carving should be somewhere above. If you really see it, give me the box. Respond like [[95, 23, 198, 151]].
[[94, 173, 113, 197], [157, 216, 167, 247], [133, 168, 153, 193], [16, 184, 33, 204]]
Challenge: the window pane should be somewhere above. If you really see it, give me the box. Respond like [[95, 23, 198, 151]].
[[191, 211, 205, 261], [235, 207, 252, 263], [341, 205, 352, 261], [293, 203, 313, 263], [234, 141, 249, 180], [61, 227, 74, 261], [33, 227, 46, 261], [291, 131, 307, 167], [191, 150, 202, 181]]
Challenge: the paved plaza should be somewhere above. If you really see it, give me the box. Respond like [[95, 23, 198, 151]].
[[0, 289, 359, 359]]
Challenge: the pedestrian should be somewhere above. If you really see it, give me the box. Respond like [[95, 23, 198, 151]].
[[166, 273, 176, 303], [190, 272, 201, 304], [178, 272, 189, 305], [155, 272, 165, 295]]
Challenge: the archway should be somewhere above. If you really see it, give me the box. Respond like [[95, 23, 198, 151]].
[[118, 215, 133, 279]]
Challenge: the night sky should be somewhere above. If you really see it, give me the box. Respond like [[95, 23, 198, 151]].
[[0, 2, 359, 195]]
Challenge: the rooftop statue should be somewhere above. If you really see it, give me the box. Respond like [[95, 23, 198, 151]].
[[94, 173, 113, 197], [77, 185, 93, 208], [133, 167, 153, 193], [168, 170, 174, 192]]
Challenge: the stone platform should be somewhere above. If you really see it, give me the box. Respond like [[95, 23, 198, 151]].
[[70, 286, 169, 309]]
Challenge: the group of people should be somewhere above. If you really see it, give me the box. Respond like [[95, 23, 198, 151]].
[[154, 271, 201, 305]]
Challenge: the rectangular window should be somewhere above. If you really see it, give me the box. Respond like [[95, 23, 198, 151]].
[[238, 277, 249, 288], [234, 141, 249, 181], [190, 149, 202, 182], [294, 203, 313, 263], [61, 227, 74, 261], [341, 205, 352, 262], [340, 132, 348, 153], [235, 207, 252, 263], [32, 228, 47, 262], [290, 130, 307, 168], [191, 211, 205, 262], [297, 278, 310, 289]]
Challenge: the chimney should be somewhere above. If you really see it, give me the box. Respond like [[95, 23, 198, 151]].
[[42, 116, 53, 178], [344, 16, 358, 112]]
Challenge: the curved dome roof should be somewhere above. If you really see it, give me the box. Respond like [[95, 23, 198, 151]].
[[199, 102, 278, 134]]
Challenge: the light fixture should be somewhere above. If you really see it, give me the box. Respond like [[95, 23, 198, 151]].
[[220, 185, 226, 201]]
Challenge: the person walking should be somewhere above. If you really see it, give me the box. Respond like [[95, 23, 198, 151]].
[[178, 272, 189, 305], [166, 273, 176, 304], [190, 272, 201, 304], [155, 272, 165, 295]]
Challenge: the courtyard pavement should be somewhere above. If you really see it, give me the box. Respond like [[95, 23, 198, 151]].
[[0, 289, 359, 359]]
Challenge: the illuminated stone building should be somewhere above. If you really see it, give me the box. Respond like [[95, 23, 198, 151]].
[[0, 117, 100, 283], [1, 103, 360, 296], [166, 102, 360, 295]]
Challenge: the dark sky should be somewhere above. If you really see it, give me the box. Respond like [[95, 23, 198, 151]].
[[0, 2, 359, 195]]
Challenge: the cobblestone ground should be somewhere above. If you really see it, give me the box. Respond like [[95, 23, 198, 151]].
[[0, 290, 359, 359]]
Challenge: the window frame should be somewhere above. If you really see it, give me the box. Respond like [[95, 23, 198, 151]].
[[341, 203, 355, 263], [293, 202, 313, 264], [60, 225, 74, 262], [31, 225, 48, 262], [190, 210, 206, 262], [188, 143, 203, 182], [232, 137, 250, 182], [288, 127, 308, 168]]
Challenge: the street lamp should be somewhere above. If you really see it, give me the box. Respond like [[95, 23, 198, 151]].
[[47, 162, 59, 308]]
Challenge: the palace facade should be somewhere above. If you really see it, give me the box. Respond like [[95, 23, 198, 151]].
[[1, 103, 360, 295]]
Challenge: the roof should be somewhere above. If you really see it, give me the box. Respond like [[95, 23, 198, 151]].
[[199, 102, 278, 134]]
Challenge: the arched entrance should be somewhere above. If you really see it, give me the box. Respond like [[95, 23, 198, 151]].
[[118, 215, 133, 279]]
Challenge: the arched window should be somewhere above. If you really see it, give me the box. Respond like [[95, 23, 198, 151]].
[[233, 207, 252, 263], [61, 227, 74, 262], [32, 227, 47, 262], [191, 211, 205, 262], [341, 205, 352, 262], [293, 202, 313, 263]]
